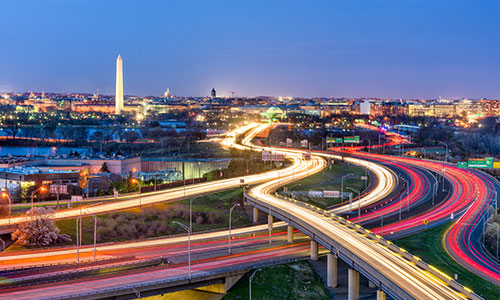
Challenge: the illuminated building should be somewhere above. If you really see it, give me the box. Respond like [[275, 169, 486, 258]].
[[0, 167, 79, 193]]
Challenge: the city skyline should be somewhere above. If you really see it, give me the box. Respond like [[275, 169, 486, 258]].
[[1, 0, 499, 99]]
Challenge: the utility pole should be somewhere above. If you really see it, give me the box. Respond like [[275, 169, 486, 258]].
[[76, 215, 79, 263], [92, 214, 97, 261], [249, 269, 262, 300], [173, 221, 191, 280], [228, 204, 240, 254], [341, 173, 354, 201]]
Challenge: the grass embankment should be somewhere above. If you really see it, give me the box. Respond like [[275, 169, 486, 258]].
[[395, 223, 500, 300], [222, 261, 330, 300], [280, 163, 368, 209], [53, 188, 249, 245]]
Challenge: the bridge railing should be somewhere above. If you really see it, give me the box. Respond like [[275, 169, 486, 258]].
[[49, 256, 309, 300]]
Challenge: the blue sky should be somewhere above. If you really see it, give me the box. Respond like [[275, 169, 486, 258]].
[[0, 0, 499, 98]]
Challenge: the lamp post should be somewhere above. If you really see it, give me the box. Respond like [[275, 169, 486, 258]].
[[31, 186, 48, 210], [76, 210, 80, 263], [406, 181, 410, 212], [188, 196, 201, 239], [341, 173, 354, 201], [373, 208, 383, 229], [249, 268, 262, 300], [347, 187, 360, 221], [438, 141, 449, 163], [131, 178, 141, 206], [1, 190, 11, 225], [399, 190, 403, 220], [173, 221, 191, 280], [228, 203, 240, 254], [92, 214, 97, 261], [486, 187, 498, 211]]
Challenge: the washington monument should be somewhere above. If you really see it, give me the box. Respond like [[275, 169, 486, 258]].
[[115, 54, 124, 114]]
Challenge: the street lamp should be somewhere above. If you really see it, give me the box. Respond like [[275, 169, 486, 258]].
[[188, 195, 202, 239], [173, 221, 191, 280], [438, 141, 449, 163], [341, 173, 354, 201], [131, 178, 141, 206], [1, 189, 12, 224], [91, 214, 97, 261], [485, 187, 498, 211], [31, 185, 48, 210], [76, 209, 80, 263], [372, 208, 383, 229], [228, 203, 240, 254], [249, 268, 262, 300], [79, 208, 98, 262], [346, 187, 361, 221]]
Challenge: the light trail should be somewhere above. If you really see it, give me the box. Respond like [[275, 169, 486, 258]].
[[241, 124, 471, 299]]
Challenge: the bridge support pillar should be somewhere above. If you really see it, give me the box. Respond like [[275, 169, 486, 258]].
[[268, 214, 273, 232], [252, 207, 259, 223], [287, 226, 294, 243], [369, 281, 376, 288], [327, 252, 338, 288], [310, 240, 318, 261], [348, 268, 359, 300], [376, 289, 386, 300]]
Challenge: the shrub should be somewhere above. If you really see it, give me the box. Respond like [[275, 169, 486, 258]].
[[12, 208, 71, 247], [195, 215, 204, 224]]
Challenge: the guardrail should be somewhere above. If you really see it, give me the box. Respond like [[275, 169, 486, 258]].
[[0, 257, 165, 289], [49, 256, 309, 300], [0, 256, 136, 276], [245, 192, 484, 300]]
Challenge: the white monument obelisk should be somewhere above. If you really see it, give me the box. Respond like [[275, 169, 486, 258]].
[[115, 54, 124, 114]]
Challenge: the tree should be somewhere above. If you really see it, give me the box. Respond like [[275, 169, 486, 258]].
[[92, 130, 106, 154], [3, 118, 21, 140], [124, 130, 140, 153], [100, 162, 110, 173], [11, 207, 71, 246], [41, 121, 57, 141]]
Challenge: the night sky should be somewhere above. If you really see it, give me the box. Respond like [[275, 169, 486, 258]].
[[1, 0, 499, 99]]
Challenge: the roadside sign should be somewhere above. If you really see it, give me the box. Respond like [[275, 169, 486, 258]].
[[494, 162, 500, 169], [424, 219, 428, 226], [308, 191, 323, 197], [262, 151, 285, 162], [361, 176, 368, 180], [323, 191, 340, 198], [468, 157, 493, 168], [487, 157, 494, 168], [343, 136, 360, 143], [326, 137, 343, 143], [456, 162, 467, 168], [71, 195, 83, 202], [50, 184, 67, 194]]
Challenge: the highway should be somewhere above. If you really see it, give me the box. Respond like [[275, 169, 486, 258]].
[[241, 125, 473, 299], [0, 233, 314, 299], [351, 123, 500, 287], [0, 122, 486, 299], [445, 169, 500, 286]]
